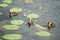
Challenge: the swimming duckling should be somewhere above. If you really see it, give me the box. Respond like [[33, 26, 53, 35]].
[[48, 22, 56, 30], [28, 19, 34, 27], [9, 12, 17, 18]]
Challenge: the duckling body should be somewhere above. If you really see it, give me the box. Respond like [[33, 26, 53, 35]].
[[48, 22, 56, 30], [9, 12, 17, 18], [28, 19, 34, 27]]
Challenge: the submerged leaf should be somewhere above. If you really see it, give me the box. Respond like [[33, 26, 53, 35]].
[[3, 25, 19, 30], [34, 23, 47, 30], [11, 20, 24, 25], [36, 31, 51, 36], [10, 8, 22, 12], [3, 34, 22, 39], [27, 13, 39, 19], [0, 4, 8, 7]]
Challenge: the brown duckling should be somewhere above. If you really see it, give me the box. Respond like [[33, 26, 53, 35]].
[[48, 22, 56, 30], [9, 12, 17, 18], [28, 19, 34, 27]]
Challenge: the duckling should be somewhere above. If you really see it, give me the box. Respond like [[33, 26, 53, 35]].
[[48, 22, 56, 30], [9, 12, 17, 18], [28, 19, 34, 27]]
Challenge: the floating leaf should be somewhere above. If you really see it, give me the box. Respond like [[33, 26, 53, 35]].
[[10, 8, 22, 12], [3, 25, 19, 30], [3, 0, 13, 4], [0, 4, 8, 8], [36, 31, 51, 36], [3, 34, 22, 39], [11, 20, 24, 25], [27, 13, 39, 19], [5, 0, 12, 1]]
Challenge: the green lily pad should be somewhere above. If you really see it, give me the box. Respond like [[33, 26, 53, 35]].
[[3, 0, 13, 4], [5, 0, 12, 1], [27, 13, 39, 18], [0, 4, 8, 8], [10, 8, 22, 12], [5, 39, 19, 40], [36, 31, 51, 36], [11, 20, 24, 25], [3, 25, 19, 30], [7, 39, 20, 40], [3, 34, 22, 39]]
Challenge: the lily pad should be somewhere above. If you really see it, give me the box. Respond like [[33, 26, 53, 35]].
[[0, 4, 8, 8], [3, 0, 13, 4], [27, 13, 39, 18], [3, 34, 22, 39], [10, 8, 22, 12], [2, 25, 19, 30], [11, 20, 24, 25], [36, 31, 51, 36]]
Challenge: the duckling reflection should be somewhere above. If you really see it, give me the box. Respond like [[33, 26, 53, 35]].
[[48, 22, 56, 30], [9, 12, 17, 18], [28, 19, 34, 27]]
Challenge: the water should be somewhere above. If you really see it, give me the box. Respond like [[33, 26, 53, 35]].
[[0, 0, 60, 40]]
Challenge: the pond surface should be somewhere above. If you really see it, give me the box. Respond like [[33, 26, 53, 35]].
[[0, 0, 60, 40]]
